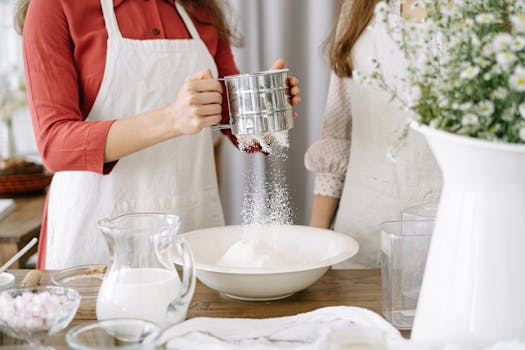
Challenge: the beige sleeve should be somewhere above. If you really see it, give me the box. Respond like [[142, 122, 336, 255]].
[[305, 71, 352, 198], [304, 0, 354, 199]]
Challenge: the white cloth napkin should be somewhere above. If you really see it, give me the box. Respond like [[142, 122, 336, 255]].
[[161, 306, 525, 350], [391, 341, 525, 350], [162, 306, 402, 349]]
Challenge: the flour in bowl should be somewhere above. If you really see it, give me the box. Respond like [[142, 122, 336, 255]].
[[216, 232, 299, 268], [217, 148, 297, 269]]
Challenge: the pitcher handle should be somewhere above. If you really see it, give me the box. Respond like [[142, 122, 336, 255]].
[[155, 236, 196, 345], [155, 233, 197, 325], [173, 236, 196, 315]]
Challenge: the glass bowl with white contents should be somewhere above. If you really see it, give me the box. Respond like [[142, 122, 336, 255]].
[[0, 286, 80, 347]]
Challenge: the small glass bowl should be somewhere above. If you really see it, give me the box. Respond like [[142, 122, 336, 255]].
[[51, 265, 105, 317], [0, 272, 15, 292], [0, 286, 80, 346], [66, 319, 161, 350]]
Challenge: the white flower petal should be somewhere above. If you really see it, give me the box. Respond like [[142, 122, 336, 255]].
[[478, 101, 494, 117], [462, 113, 479, 126], [493, 33, 513, 52], [496, 51, 517, 66], [460, 66, 480, 80], [511, 14, 525, 33], [518, 126, 525, 142], [519, 103, 525, 119]]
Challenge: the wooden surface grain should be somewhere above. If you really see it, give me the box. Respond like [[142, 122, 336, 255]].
[[1, 269, 408, 348], [0, 195, 45, 268]]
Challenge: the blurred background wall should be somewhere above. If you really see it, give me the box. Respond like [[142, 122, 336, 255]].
[[0, 0, 35, 160], [0, 0, 338, 225], [220, 0, 337, 225]]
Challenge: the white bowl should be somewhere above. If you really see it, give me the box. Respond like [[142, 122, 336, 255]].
[[0, 272, 15, 292], [182, 224, 359, 301]]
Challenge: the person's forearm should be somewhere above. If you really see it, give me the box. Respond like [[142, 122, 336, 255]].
[[104, 68, 224, 163], [104, 107, 176, 163], [310, 194, 339, 229]]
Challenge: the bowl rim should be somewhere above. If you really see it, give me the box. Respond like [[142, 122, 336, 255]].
[[0, 272, 15, 290], [66, 318, 162, 350], [4, 285, 81, 299], [222, 68, 289, 80], [182, 224, 359, 275], [51, 264, 104, 298]]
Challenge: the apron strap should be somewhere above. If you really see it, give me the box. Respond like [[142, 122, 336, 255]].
[[99, 0, 123, 39], [175, 2, 201, 40]]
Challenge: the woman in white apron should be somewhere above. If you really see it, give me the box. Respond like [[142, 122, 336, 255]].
[[18, 0, 300, 269], [305, 0, 441, 268]]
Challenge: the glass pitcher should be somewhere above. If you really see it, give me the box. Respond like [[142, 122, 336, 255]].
[[96, 213, 195, 327]]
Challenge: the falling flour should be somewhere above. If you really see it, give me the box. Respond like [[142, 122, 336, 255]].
[[240, 167, 295, 226], [217, 144, 297, 269]]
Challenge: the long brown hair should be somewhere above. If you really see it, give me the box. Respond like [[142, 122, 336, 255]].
[[14, 0, 29, 34], [14, 0, 240, 46], [326, 0, 381, 78], [178, 0, 241, 47]]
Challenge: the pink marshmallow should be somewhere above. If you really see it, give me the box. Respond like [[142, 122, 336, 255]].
[[0, 291, 75, 333]]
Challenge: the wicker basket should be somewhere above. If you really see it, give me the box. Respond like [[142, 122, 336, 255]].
[[0, 172, 53, 197]]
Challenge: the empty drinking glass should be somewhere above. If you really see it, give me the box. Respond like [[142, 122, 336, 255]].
[[380, 220, 434, 329]]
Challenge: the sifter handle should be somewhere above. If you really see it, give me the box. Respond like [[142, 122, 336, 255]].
[[211, 124, 231, 130]]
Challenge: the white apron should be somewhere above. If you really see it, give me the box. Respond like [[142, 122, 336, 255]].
[[45, 0, 224, 269], [333, 14, 442, 269]]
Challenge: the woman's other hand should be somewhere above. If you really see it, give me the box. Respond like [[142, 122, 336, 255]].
[[165, 68, 223, 136], [270, 58, 301, 117]]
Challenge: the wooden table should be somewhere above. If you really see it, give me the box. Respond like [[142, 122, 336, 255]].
[[1, 269, 409, 348], [0, 194, 46, 268]]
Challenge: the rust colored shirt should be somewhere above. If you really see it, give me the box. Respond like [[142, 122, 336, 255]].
[[23, 0, 239, 268]]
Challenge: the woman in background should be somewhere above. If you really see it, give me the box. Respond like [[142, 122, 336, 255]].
[[305, 0, 441, 268], [17, 0, 300, 269]]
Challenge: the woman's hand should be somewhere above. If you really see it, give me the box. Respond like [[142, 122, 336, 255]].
[[165, 68, 223, 136], [270, 58, 301, 117], [104, 69, 223, 163]]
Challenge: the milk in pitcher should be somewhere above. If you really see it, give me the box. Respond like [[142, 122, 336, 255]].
[[96, 268, 181, 327]]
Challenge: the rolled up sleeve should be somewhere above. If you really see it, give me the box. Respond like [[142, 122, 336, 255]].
[[305, 72, 352, 198], [23, 0, 115, 175]]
